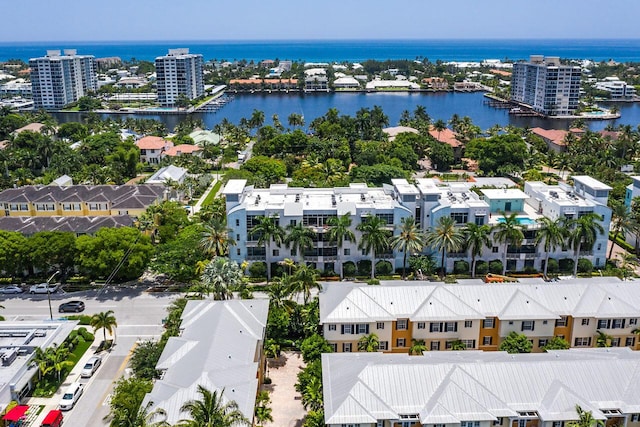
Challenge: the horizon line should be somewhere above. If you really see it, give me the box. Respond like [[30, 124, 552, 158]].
[[2, 37, 640, 44]]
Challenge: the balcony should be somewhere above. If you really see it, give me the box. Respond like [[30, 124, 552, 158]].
[[506, 252, 538, 260]]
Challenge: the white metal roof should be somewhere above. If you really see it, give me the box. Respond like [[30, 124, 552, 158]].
[[142, 299, 268, 425], [323, 348, 640, 425], [320, 280, 640, 323]]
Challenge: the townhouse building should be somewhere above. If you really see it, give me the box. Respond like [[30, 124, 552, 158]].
[[224, 175, 611, 275], [322, 348, 640, 427], [29, 49, 97, 110], [511, 55, 581, 116], [155, 48, 204, 107], [319, 279, 640, 354], [0, 184, 165, 218]]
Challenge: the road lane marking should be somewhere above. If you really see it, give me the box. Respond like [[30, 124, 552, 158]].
[[97, 342, 138, 412]]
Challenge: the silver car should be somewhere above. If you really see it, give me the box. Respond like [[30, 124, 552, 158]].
[[0, 285, 23, 294], [80, 355, 102, 378]]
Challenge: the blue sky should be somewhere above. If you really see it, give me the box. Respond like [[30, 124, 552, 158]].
[[2, 0, 638, 41]]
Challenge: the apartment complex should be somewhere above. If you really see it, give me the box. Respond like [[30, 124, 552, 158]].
[[0, 184, 165, 218], [595, 77, 637, 99], [224, 175, 610, 274], [142, 299, 269, 426], [319, 279, 640, 354], [29, 49, 97, 110], [155, 48, 204, 107], [511, 55, 581, 116], [322, 348, 640, 427]]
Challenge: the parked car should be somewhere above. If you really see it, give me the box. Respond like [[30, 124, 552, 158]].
[[0, 285, 23, 294], [40, 409, 63, 427], [59, 382, 83, 411], [29, 283, 58, 294], [80, 355, 102, 378], [58, 301, 85, 313]]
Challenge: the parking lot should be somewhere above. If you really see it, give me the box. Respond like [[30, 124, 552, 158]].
[[1, 286, 178, 426]]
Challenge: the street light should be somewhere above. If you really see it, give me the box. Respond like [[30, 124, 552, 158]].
[[46, 270, 61, 321]]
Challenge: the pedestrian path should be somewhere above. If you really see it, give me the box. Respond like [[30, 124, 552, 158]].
[[191, 173, 222, 215]]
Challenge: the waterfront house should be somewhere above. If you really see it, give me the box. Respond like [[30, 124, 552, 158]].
[[136, 136, 173, 164]]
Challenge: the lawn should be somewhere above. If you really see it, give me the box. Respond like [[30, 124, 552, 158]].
[[31, 337, 94, 397], [200, 179, 224, 207]]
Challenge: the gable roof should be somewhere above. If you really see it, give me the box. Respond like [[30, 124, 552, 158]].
[[323, 349, 640, 425]]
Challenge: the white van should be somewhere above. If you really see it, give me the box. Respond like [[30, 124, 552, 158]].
[[59, 382, 83, 410]]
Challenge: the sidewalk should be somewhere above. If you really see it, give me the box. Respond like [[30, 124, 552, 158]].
[[264, 351, 307, 427], [191, 173, 222, 215]]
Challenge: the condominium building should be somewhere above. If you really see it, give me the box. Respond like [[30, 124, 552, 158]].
[[322, 348, 640, 427], [155, 48, 204, 107], [511, 55, 581, 116], [595, 77, 637, 99], [29, 49, 97, 110], [224, 175, 610, 275], [319, 279, 640, 354]]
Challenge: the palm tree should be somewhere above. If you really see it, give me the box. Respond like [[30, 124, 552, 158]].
[[254, 391, 273, 427], [51, 343, 73, 381], [391, 216, 426, 279], [567, 213, 605, 277], [357, 333, 380, 352], [493, 212, 525, 275], [535, 217, 570, 279], [287, 113, 305, 128], [90, 310, 118, 346], [618, 252, 639, 280], [462, 223, 492, 278], [450, 339, 466, 351], [200, 218, 236, 258], [567, 405, 605, 427], [31, 347, 53, 379], [609, 202, 634, 260], [409, 338, 427, 355], [432, 119, 447, 140], [595, 330, 612, 348], [266, 274, 298, 313], [176, 385, 249, 427], [200, 257, 244, 300], [425, 216, 464, 278], [301, 376, 323, 412], [250, 214, 285, 281], [356, 215, 390, 279], [327, 213, 356, 278], [132, 401, 171, 427], [291, 264, 321, 304], [285, 223, 316, 263]]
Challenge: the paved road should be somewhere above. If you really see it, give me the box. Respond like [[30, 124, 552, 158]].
[[1, 287, 178, 426]]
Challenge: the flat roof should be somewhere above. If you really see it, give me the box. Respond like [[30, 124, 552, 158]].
[[481, 188, 529, 199], [573, 175, 612, 191]]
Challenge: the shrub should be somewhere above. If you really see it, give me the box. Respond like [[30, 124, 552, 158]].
[[523, 266, 538, 274], [558, 258, 574, 273], [65, 314, 92, 325], [546, 258, 559, 274], [577, 258, 593, 274], [488, 260, 503, 274], [271, 263, 284, 278], [357, 260, 371, 276], [342, 261, 356, 277], [248, 262, 267, 278], [367, 279, 380, 286], [454, 260, 470, 274], [475, 261, 488, 275], [375, 260, 393, 276]]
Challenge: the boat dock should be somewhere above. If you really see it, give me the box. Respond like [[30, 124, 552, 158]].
[[195, 86, 234, 112]]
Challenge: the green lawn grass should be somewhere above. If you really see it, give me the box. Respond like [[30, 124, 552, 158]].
[[200, 180, 223, 207], [31, 338, 93, 397]]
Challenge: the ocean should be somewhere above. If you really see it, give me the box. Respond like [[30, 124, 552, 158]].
[[2, 39, 640, 62]]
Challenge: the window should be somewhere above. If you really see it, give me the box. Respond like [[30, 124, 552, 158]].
[[555, 317, 568, 327], [450, 212, 468, 224], [357, 324, 369, 334], [574, 337, 591, 347], [521, 321, 535, 331], [430, 341, 440, 351], [462, 422, 480, 427], [553, 422, 564, 427], [631, 414, 640, 422], [494, 419, 503, 426], [344, 248, 350, 256], [236, 248, 241, 256], [630, 318, 638, 326], [330, 343, 337, 352], [464, 320, 473, 328], [626, 337, 635, 347], [475, 216, 485, 226], [236, 234, 240, 241], [483, 336, 492, 345], [235, 219, 240, 226], [273, 249, 279, 257], [483, 318, 495, 328], [378, 341, 388, 351], [290, 219, 297, 226], [611, 338, 621, 347], [612, 319, 625, 329], [342, 343, 352, 352], [492, 246, 499, 253], [417, 322, 426, 329], [582, 319, 590, 326], [430, 322, 442, 332], [328, 324, 336, 331], [461, 339, 475, 349], [342, 324, 353, 334], [445, 322, 457, 332], [396, 338, 406, 348], [543, 320, 548, 325], [396, 319, 408, 330], [376, 322, 385, 330], [597, 319, 609, 329]]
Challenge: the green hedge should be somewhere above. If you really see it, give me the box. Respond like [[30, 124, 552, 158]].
[[610, 232, 635, 253]]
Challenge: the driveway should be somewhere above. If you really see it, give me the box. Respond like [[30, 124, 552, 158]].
[[263, 351, 307, 427]]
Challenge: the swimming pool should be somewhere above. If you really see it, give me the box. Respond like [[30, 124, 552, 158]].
[[496, 217, 536, 225]]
